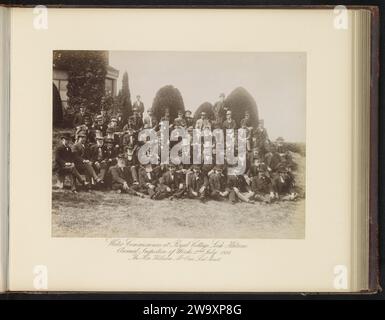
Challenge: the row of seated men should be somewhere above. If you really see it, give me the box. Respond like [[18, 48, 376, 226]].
[[54, 131, 298, 203]]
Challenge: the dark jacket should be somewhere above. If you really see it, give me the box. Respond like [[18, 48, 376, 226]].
[[72, 112, 89, 127], [209, 173, 227, 192], [133, 101, 145, 114], [71, 142, 89, 165], [159, 171, 180, 190], [222, 119, 237, 130], [187, 172, 208, 192], [251, 175, 273, 194], [109, 165, 133, 185], [88, 143, 105, 163], [138, 167, 158, 187], [54, 143, 74, 171]]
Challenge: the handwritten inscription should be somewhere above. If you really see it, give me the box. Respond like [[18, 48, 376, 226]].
[[106, 239, 247, 262]]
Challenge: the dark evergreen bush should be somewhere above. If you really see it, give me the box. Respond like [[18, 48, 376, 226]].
[[225, 87, 259, 127], [151, 85, 185, 123], [194, 102, 214, 121]]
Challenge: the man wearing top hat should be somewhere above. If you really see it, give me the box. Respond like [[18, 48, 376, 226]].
[[54, 132, 86, 192]]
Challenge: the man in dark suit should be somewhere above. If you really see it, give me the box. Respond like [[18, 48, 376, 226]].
[[123, 144, 139, 184], [72, 105, 89, 127], [109, 154, 143, 196], [92, 115, 108, 137], [173, 111, 187, 128], [72, 131, 101, 185], [209, 165, 229, 200], [222, 110, 237, 130], [154, 164, 185, 200], [54, 132, 85, 192], [250, 169, 274, 203], [138, 164, 158, 198], [212, 93, 227, 125], [186, 165, 209, 202], [129, 107, 144, 131], [226, 165, 254, 204], [184, 110, 194, 128], [133, 95, 145, 118], [88, 135, 111, 184], [252, 119, 269, 153], [271, 164, 297, 201]]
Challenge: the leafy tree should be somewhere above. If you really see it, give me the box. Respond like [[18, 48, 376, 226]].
[[194, 102, 214, 121], [151, 85, 185, 123], [225, 87, 259, 127], [53, 50, 108, 113]]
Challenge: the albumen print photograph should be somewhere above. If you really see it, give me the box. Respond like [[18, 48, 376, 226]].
[[52, 50, 306, 238]]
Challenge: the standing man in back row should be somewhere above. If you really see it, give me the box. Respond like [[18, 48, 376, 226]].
[[133, 95, 145, 119], [212, 93, 227, 125]]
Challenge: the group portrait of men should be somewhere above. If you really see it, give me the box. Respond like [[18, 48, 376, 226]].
[[54, 93, 299, 204]]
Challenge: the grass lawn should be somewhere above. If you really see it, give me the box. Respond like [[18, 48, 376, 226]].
[[52, 128, 305, 239]]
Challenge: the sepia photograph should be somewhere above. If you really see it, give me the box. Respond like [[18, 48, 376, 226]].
[[52, 50, 306, 239]]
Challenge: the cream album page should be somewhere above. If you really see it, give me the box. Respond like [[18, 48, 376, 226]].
[[9, 8, 353, 292]]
